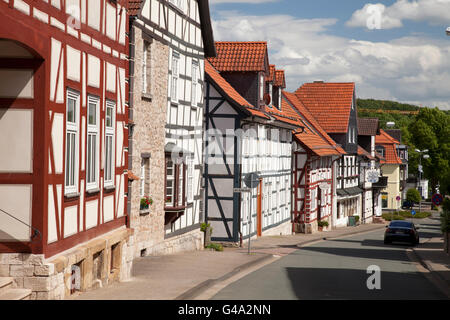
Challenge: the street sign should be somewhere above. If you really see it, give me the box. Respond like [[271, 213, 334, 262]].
[[432, 193, 444, 206], [366, 170, 379, 183], [396, 196, 401, 201], [233, 188, 251, 193], [411, 210, 416, 216]]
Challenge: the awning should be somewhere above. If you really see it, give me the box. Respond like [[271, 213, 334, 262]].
[[337, 189, 348, 196], [346, 186, 363, 195]]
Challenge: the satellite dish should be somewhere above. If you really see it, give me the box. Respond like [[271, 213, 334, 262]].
[[243, 173, 261, 189], [264, 93, 271, 106]]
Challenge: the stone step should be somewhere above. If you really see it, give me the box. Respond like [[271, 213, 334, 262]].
[[0, 277, 14, 295], [0, 288, 32, 300]]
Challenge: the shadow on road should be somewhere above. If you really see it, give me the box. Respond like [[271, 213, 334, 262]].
[[285, 267, 447, 300]]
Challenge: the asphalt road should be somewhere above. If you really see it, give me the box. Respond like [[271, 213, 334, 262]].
[[212, 214, 447, 300]]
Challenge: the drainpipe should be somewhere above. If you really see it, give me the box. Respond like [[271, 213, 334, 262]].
[[331, 156, 341, 230], [126, 17, 136, 228]]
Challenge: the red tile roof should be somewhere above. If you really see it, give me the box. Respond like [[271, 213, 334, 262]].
[[267, 65, 276, 82], [208, 42, 268, 72], [376, 129, 402, 164], [282, 92, 345, 156], [205, 60, 269, 120], [295, 82, 355, 134], [274, 70, 286, 88], [128, 0, 143, 16]]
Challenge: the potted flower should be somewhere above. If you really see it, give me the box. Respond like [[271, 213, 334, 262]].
[[317, 220, 329, 231], [201, 222, 213, 247], [140, 196, 153, 211]]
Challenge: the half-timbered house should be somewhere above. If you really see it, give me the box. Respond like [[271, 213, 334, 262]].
[[295, 82, 362, 228], [204, 48, 297, 243], [282, 92, 345, 233], [0, 0, 131, 299], [126, 0, 215, 256]]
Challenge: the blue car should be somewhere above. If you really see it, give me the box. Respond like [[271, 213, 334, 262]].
[[384, 220, 420, 246]]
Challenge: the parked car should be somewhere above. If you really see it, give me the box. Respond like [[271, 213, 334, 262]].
[[384, 220, 420, 246], [401, 200, 413, 210]]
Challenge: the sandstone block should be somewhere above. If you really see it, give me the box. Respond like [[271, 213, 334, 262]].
[[34, 263, 55, 276], [23, 276, 52, 292]]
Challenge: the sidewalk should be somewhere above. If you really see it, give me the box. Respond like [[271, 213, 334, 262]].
[[71, 223, 385, 300], [411, 235, 450, 298]]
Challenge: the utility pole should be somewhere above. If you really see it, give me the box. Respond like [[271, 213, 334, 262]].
[[416, 149, 429, 213]]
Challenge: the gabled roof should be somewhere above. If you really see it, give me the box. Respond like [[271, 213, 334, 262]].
[[376, 129, 400, 145], [267, 65, 276, 82], [274, 70, 286, 88], [357, 118, 380, 136], [208, 41, 269, 72], [375, 129, 402, 165], [205, 60, 269, 120], [295, 82, 355, 134], [282, 92, 345, 156], [128, 0, 216, 58]]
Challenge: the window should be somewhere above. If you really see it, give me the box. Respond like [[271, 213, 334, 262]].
[[311, 188, 316, 211], [376, 146, 385, 157], [191, 61, 198, 106], [104, 101, 115, 186], [278, 88, 282, 110], [65, 89, 80, 194], [86, 96, 99, 190], [142, 41, 150, 94], [169, 0, 183, 10], [171, 52, 180, 103], [260, 74, 264, 102], [187, 156, 194, 203], [165, 154, 186, 208], [140, 158, 150, 198]]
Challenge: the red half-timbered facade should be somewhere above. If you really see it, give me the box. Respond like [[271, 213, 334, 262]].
[[0, 0, 129, 258], [282, 92, 345, 233]]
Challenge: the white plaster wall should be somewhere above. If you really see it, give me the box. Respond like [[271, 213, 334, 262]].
[[0, 184, 32, 241], [0, 108, 33, 173], [0, 69, 33, 98], [64, 205, 78, 238]]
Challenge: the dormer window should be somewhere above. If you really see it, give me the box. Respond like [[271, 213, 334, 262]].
[[260, 74, 264, 103]]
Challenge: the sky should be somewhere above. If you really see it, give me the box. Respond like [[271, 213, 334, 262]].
[[209, 0, 450, 110]]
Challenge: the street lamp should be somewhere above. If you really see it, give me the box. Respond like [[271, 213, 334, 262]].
[[415, 149, 429, 212]]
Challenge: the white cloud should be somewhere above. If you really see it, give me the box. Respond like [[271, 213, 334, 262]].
[[347, 0, 450, 30], [212, 11, 450, 110]]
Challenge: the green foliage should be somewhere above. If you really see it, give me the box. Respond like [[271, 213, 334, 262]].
[[382, 213, 405, 221], [200, 222, 212, 233], [441, 199, 450, 234], [205, 243, 223, 251], [358, 99, 450, 196], [398, 211, 431, 219], [406, 188, 421, 203], [318, 220, 329, 227]]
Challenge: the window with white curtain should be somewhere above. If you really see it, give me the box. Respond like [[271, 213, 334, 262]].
[[171, 52, 180, 103], [65, 89, 80, 194], [191, 61, 198, 106], [104, 101, 115, 186], [86, 95, 99, 190]]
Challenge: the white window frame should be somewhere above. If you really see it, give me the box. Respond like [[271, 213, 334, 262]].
[[104, 100, 115, 187], [171, 52, 180, 103], [142, 42, 148, 94], [65, 89, 80, 195], [260, 73, 264, 102], [278, 88, 282, 110], [165, 158, 175, 207], [86, 95, 100, 190], [191, 61, 198, 106], [140, 158, 146, 198], [187, 155, 194, 203]]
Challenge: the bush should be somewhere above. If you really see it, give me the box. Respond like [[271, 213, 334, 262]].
[[441, 199, 450, 234], [355, 216, 360, 223], [406, 188, 421, 204], [205, 243, 223, 251], [382, 213, 405, 221], [318, 220, 329, 227], [200, 222, 211, 233], [398, 211, 431, 219]]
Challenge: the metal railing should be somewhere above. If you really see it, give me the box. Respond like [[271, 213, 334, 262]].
[[0, 208, 42, 242]]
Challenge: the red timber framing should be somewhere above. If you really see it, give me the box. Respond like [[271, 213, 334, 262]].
[[0, 0, 129, 258], [292, 147, 333, 228]]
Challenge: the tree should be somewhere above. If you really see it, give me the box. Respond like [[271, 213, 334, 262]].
[[406, 188, 421, 204]]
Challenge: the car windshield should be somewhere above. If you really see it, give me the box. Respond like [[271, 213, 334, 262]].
[[389, 221, 413, 228]]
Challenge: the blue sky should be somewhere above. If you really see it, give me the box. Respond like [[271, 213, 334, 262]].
[[209, 0, 450, 109]]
